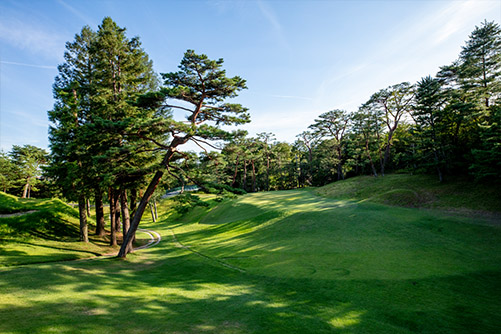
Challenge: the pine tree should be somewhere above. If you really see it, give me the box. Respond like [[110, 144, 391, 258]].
[[118, 50, 249, 258], [309, 110, 350, 180], [459, 20, 501, 108]]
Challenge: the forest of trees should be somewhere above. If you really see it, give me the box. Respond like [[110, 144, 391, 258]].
[[0, 18, 499, 257]]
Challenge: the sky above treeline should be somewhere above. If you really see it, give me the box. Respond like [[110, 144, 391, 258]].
[[0, 0, 500, 152]]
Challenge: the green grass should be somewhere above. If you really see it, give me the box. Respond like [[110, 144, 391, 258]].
[[0, 192, 119, 266], [1, 177, 500, 333], [316, 174, 501, 213]]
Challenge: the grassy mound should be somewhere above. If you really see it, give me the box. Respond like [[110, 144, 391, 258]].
[[316, 174, 501, 213], [0, 193, 80, 239], [0, 192, 117, 266]]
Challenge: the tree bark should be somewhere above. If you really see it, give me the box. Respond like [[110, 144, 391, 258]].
[[78, 195, 89, 242], [95, 188, 105, 236], [109, 189, 118, 247], [115, 201, 121, 234], [22, 178, 29, 198], [149, 202, 156, 222], [118, 139, 187, 258], [129, 188, 137, 218], [86, 198, 91, 217], [120, 189, 130, 239], [118, 170, 163, 257]]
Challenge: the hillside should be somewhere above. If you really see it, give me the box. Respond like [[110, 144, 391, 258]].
[[316, 174, 501, 215], [0, 179, 500, 333], [0, 192, 117, 266]]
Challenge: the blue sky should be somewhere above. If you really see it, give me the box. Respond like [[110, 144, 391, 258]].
[[0, 0, 500, 152]]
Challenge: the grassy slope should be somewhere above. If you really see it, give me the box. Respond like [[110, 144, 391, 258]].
[[315, 174, 501, 214], [0, 175, 500, 333], [0, 192, 118, 266]]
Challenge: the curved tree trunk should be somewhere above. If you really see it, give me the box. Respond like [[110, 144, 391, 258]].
[[119, 140, 187, 258], [118, 170, 163, 257]]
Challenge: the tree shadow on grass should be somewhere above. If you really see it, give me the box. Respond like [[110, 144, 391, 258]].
[[0, 246, 500, 334]]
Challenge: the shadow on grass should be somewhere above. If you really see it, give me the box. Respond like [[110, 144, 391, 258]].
[[0, 249, 500, 334], [1, 189, 500, 333]]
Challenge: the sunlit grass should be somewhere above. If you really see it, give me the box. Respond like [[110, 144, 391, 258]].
[[1, 176, 500, 333]]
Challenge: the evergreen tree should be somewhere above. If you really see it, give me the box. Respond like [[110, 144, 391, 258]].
[[119, 50, 249, 258], [309, 109, 350, 180], [412, 76, 449, 181], [9, 145, 48, 198], [458, 20, 501, 108], [0, 152, 19, 193], [363, 82, 414, 176]]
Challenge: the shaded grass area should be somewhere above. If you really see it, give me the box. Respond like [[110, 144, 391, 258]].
[[315, 174, 501, 214], [0, 192, 118, 266], [1, 188, 500, 333]]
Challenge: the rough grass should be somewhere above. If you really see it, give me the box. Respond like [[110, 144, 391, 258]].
[[1, 180, 500, 333]]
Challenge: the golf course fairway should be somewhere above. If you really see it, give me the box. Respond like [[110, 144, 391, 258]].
[[1, 189, 500, 333]]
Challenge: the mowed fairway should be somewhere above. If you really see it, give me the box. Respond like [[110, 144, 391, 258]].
[[1, 189, 500, 333]]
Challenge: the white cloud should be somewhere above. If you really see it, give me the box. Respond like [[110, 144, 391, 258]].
[[0, 60, 56, 70], [0, 18, 65, 60], [57, 0, 98, 27], [257, 0, 291, 52]]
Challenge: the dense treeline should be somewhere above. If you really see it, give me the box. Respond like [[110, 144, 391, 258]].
[[193, 20, 500, 189], [0, 19, 499, 256]]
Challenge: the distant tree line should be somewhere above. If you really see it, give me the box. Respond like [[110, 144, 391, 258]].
[[0, 19, 499, 257], [188, 20, 500, 189]]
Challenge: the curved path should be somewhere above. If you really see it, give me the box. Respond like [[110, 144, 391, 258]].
[[0, 210, 38, 218], [134, 228, 162, 251]]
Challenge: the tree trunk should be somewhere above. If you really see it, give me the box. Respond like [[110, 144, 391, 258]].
[[365, 139, 378, 177], [336, 146, 344, 181], [95, 188, 105, 236], [115, 202, 121, 234], [251, 160, 256, 192], [433, 150, 443, 183], [266, 153, 270, 191], [129, 189, 137, 218], [149, 203, 156, 222], [232, 154, 240, 188], [86, 198, 91, 217], [22, 178, 29, 198], [381, 132, 394, 177], [109, 189, 118, 247], [120, 189, 130, 239], [118, 170, 164, 257], [307, 147, 313, 185], [78, 195, 89, 243], [242, 160, 247, 191], [118, 138, 188, 258], [153, 199, 158, 220]]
